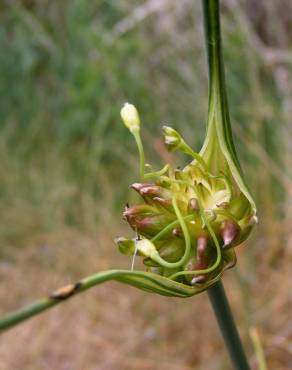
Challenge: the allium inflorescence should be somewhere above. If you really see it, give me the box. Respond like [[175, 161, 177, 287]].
[[116, 103, 257, 288], [0, 2, 260, 337]]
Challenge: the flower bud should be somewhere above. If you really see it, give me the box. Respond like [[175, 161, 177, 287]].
[[120, 103, 140, 132], [131, 183, 172, 201], [123, 204, 157, 218], [152, 197, 173, 212], [135, 239, 158, 259], [162, 126, 183, 152], [197, 235, 208, 263], [183, 235, 209, 285], [123, 204, 173, 237]]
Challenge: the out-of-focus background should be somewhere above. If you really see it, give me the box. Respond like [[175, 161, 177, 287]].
[[0, 0, 291, 369]]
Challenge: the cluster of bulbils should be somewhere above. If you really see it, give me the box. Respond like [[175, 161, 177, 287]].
[[116, 103, 257, 287]]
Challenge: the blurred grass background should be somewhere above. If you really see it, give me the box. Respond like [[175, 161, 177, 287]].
[[0, 0, 291, 369]]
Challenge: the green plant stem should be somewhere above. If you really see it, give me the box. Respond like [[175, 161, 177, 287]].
[[0, 270, 120, 332], [202, 1, 251, 369], [133, 130, 169, 180], [208, 281, 251, 370], [151, 214, 194, 242], [149, 196, 192, 269], [201, 0, 242, 178], [133, 130, 145, 179]]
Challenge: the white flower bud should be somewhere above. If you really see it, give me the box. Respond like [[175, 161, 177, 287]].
[[120, 103, 140, 132], [162, 126, 182, 151]]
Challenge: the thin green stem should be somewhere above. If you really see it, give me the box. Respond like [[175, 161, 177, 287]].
[[151, 214, 194, 242], [144, 163, 170, 179], [169, 189, 222, 280], [133, 131, 145, 179], [133, 130, 169, 179], [182, 145, 209, 172], [157, 177, 222, 280], [208, 281, 251, 370], [0, 270, 120, 333], [150, 196, 192, 269]]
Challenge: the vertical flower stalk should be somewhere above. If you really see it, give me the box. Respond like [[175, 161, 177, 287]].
[[208, 281, 251, 370], [203, 1, 251, 369]]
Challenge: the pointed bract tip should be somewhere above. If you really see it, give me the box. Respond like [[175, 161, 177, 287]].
[[221, 220, 240, 248], [191, 275, 206, 285], [130, 183, 151, 193]]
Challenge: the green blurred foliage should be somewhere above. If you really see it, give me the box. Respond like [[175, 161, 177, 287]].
[[0, 0, 291, 245]]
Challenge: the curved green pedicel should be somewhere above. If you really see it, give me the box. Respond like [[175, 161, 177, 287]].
[[0, 269, 227, 332]]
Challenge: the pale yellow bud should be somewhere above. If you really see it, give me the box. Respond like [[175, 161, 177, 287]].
[[120, 103, 140, 132], [136, 239, 158, 259]]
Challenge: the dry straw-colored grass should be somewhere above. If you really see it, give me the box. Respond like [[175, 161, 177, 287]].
[[0, 218, 291, 370]]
